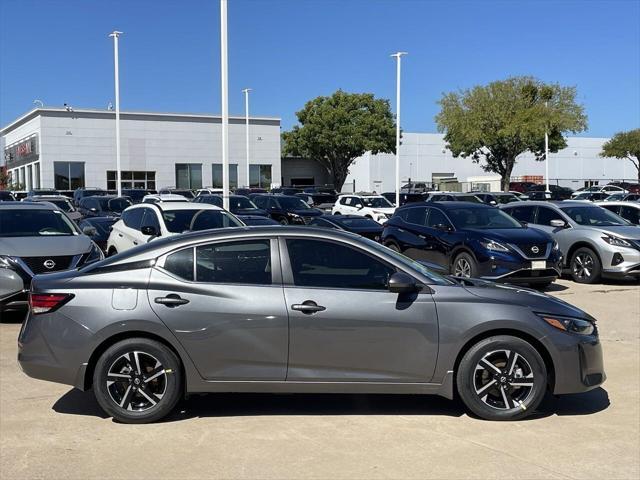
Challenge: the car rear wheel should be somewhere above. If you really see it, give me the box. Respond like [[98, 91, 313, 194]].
[[93, 338, 182, 424], [384, 241, 401, 252], [456, 335, 547, 421], [453, 252, 477, 278], [570, 247, 601, 284]]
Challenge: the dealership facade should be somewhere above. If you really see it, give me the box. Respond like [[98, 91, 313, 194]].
[[1, 108, 282, 192]]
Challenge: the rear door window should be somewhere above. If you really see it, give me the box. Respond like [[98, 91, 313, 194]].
[[504, 205, 536, 223], [426, 208, 451, 228], [196, 240, 272, 285], [122, 208, 145, 230], [536, 207, 564, 226]]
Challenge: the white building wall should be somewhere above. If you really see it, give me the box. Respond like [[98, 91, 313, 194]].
[[344, 133, 628, 192]]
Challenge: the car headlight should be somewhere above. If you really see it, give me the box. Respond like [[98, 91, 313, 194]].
[[538, 314, 595, 335], [83, 243, 104, 265], [0, 255, 14, 269], [480, 239, 509, 252], [601, 235, 632, 248]]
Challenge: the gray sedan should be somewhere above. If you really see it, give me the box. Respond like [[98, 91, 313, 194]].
[[501, 201, 640, 283], [18, 227, 605, 423]]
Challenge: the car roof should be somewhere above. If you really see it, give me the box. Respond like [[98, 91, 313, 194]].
[[596, 201, 640, 208], [0, 201, 57, 210], [29, 195, 71, 200], [130, 201, 224, 211], [142, 193, 189, 202], [501, 200, 587, 208]]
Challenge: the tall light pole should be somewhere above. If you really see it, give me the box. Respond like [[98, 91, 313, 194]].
[[220, 0, 230, 210], [109, 31, 123, 197], [242, 88, 252, 188], [391, 52, 407, 207], [545, 100, 550, 193]]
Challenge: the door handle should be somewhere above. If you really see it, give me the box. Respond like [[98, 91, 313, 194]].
[[133, 241, 138, 245], [118, 233, 123, 237], [291, 300, 326, 314], [154, 294, 190, 307]]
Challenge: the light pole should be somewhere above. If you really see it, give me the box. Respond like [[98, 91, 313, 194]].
[[242, 88, 252, 188], [391, 52, 407, 207], [220, 0, 230, 210], [109, 31, 123, 197], [545, 101, 550, 193]]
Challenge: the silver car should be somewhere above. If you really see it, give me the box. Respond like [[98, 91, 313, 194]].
[[19, 227, 605, 423], [0, 202, 103, 313], [501, 201, 640, 283]]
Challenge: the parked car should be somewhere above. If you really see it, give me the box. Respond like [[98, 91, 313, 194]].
[[19, 226, 605, 423], [382, 202, 561, 287], [0, 201, 103, 312], [604, 192, 628, 202], [27, 188, 61, 199], [142, 194, 189, 204], [501, 201, 640, 283], [302, 186, 338, 196], [527, 185, 573, 201], [381, 192, 427, 206], [426, 192, 484, 203], [195, 188, 224, 196], [157, 188, 195, 200], [193, 194, 268, 219], [121, 189, 155, 204], [400, 181, 434, 193], [474, 192, 521, 205], [332, 194, 395, 223], [508, 181, 538, 193], [596, 201, 640, 226], [572, 192, 610, 202], [234, 187, 267, 196], [623, 193, 640, 202], [72, 188, 108, 206], [77, 195, 132, 218], [307, 214, 383, 241], [294, 192, 337, 212], [251, 194, 324, 225], [607, 182, 640, 194], [0, 191, 16, 201], [78, 217, 119, 252], [510, 191, 530, 201], [29, 195, 82, 222], [571, 185, 627, 199], [106, 202, 243, 255], [271, 187, 303, 195], [238, 215, 280, 226]]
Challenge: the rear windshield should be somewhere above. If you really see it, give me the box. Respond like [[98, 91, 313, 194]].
[[447, 207, 522, 229], [0, 209, 78, 237], [162, 209, 243, 233]]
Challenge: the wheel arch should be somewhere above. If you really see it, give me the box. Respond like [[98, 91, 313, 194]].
[[450, 245, 477, 269], [452, 328, 556, 395], [565, 241, 602, 268]]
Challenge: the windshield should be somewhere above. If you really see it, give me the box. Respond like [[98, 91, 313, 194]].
[[448, 207, 522, 229], [0, 209, 78, 237], [230, 197, 257, 210], [362, 197, 393, 208], [162, 209, 243, 233], [277, 197, 310, 210], [493, 195, 518, 204], [456, 195, 483, 203], [361, 237, 454, 286], [46, 199, 74, 212], [560, 206, 629, 226]]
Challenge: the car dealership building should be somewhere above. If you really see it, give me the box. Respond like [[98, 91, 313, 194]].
[[1, 107, 282, 192]]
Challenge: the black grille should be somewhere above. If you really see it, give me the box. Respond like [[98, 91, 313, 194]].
[[19, 255, 75, 274], [516, 242, 548, 258]]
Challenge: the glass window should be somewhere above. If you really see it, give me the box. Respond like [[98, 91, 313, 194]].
[[560, 206, 628, 226], [362, 196, 394, 208], [122, 208, 145, 230], [447, 207, 522, 229], [252, 196, 269, 209], [620, 206, 640, 225], [141, 209, 161, 232], [403, 207, 427, 225], [536, 207, 564, 226], [54, 162, 85, 190], [504, 205, 536, 224], [164, 248, 194, 281], [0, 209, 77, 237], [426, 208, 451, 228], [175, 164, 203, 189], [212, 164, 238, 189], [196, 240, 272, 284], [33, 163, 40, 189], [162, 209, 242, 233], [249, 165, 272, 188], [286, 239, 395, 290]]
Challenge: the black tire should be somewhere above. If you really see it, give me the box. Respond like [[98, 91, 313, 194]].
[[93, 338, 182, 424], [107, 247, 118, 257], [278, 217, 289, 225], [456, 335, 547, 421], [570, 247, 601, 284], [333, 211, 341, 215], [385, 241, 401, 252], [452, 252, 477, 278]]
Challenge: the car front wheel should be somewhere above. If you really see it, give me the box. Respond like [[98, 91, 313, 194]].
[[453, 252, 477, 278], [93, 338, 182, 424], [570, 247, 601, 284], [456, 335, 547, 421]]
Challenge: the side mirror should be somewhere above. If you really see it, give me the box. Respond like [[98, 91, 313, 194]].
[[435, 223, 452, 232], [388, 272, 418, 294], [82, 226, 97, 236], [489, 200, 497, 206], [550, 219, 567, 228], [141, 225, 158, 236]]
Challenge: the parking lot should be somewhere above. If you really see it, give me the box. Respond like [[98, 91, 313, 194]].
[[0, 278, 637, 480]]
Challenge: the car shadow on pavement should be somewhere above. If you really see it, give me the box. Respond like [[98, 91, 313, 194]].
[[52, 387, 610, 423]]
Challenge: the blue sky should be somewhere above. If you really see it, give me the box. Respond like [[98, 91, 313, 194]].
[[1, 0, 638, 137]]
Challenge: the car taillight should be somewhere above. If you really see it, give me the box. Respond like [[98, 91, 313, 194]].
[[29, 293, 74, 314]]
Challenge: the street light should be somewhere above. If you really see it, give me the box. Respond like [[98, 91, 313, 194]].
[[109, 30, 123, 197], [391, 52, 407, 207], [242, 88, 252, 188], [220, 0, 230, 210], [545, 100, 550, 193]]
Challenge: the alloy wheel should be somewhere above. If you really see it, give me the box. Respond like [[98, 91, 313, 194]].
[[106, 351, 167, 412], [572, 253, 594, 280], [454, 258, 472, 277], [473, 349, 534, 410]]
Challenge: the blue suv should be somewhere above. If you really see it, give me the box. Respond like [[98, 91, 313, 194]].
[[382, 202, 562, 287]]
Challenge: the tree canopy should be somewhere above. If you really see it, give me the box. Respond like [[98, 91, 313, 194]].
[[600, 129, 640, 182], [435, 76, 588, 190], [282, 90, 396, 192]]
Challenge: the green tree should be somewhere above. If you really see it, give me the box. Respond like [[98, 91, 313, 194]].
[[435, 76, 588, 191], [282, 90, 396, 192], [600, 129, 640, 182]]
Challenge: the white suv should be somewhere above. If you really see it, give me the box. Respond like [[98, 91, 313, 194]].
[[331, 194, 395, 223], [106, 202, 243, 255]]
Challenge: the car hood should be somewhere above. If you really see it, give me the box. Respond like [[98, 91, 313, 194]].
[[598, 225, 640, 240], [0, 235, 92, 257], [456, 277, 591, 320], [465, 227, 550, 243], [233, 208, 268, 217]]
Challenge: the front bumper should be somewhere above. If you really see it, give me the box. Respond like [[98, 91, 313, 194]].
[[475, 248, 563, 284], [546, 333, 606, 395], [599, 243, 640, 279]]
